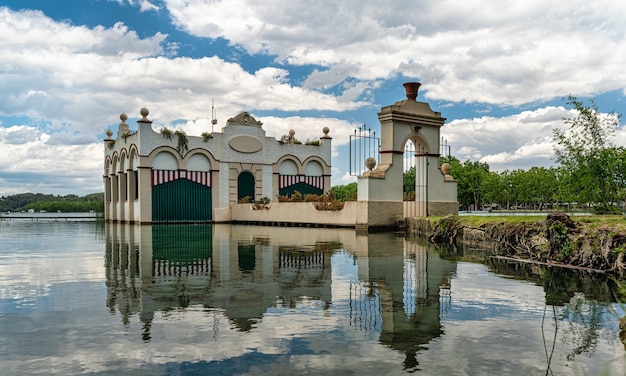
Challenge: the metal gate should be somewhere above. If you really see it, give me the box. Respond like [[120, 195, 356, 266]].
[[349, 124, 380, 176], [404, 141, 428, 217], [152, 178, 212, 222]]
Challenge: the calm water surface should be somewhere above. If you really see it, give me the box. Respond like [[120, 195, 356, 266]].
[[1, 220, 625, 375]]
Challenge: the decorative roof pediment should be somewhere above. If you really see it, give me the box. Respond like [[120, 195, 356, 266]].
[[226, 112, 263, 127]]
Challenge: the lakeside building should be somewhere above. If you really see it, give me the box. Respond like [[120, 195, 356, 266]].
[[103, 82, 457, 228], [104, 110, 331, 224]]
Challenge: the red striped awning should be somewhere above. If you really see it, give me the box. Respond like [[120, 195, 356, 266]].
[[152, 170, 211, 187], [279, 175, 324, 190]]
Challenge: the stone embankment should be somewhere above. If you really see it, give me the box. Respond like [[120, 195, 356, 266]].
[[406, 212, 626, 275]]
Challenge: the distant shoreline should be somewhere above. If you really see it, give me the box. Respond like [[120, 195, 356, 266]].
[[1, 212, 99, 221]]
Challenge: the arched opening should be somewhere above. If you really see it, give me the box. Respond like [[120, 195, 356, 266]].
[[278, 159, 324, 198], [105, 159, 112, 203], [119, 153, 127, 202], [304, 160, 323, 176], [151, 150, 212, 222], [279, 159, 298, 175], [187, 153, 211, 172], [238, 171, 255, 201], [153, 150, 179, 170], [404, 137, 429, 217], [129, 149, 138, 201]]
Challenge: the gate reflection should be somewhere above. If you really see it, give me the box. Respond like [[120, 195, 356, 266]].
[[104, 223, 458, 370]]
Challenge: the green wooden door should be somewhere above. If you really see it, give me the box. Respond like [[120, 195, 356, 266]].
[[152, 179, 212, 222], [237, 171, 255, 201]]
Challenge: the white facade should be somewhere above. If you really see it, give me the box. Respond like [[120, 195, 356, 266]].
[[103, 109, 332, 224]]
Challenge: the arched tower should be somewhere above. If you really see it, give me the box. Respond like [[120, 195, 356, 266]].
[[357, 82, 457, 227]]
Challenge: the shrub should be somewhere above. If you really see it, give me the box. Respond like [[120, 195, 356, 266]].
[[304, 194, 320, 202], [314, 191, 345, 211], [160, 128, 173, 140], [239, 196, 252, 203], [290, 191, 303, 202], [252, 197, 271, 210]]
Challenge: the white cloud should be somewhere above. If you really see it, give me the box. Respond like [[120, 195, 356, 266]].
[[444, 105, 626, 171], [164, 0, 626, 104], [1, 2, 626, 195], [0, 7, 365, 138], [109, 0, 161, 12], [333, 171, 357, 186], [444, 106, 567, 170], [0, 126, 103, 196]]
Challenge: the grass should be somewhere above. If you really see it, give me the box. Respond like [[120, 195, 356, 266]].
[[429, 214, 626, 231], [429, 215, 546, 228], [575, 215, 626, 230]]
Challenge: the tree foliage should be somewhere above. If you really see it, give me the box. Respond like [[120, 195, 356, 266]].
[[0, 193, 104, 213], [403, 166, 416, 193], [330, 182, 357, 201], [443, 158, 562, 211], [553, 95, 625, 213]]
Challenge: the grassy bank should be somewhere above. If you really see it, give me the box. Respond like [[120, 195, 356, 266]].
[[450, 214, 626, 231], [407, 213, 626, 275]]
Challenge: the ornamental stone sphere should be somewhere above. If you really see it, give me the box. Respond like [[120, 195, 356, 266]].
[[289, 129, 295, 137], [322, 126, 329, 135], [365, 157, 376, 171], [120, 113, 128, 122], [140, 107, 149, 117], [441, 162, 451, 175], [106, 129, 113, 138]]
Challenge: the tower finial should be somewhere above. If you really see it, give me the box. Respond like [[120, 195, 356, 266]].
[[403, 82, 421, 101]]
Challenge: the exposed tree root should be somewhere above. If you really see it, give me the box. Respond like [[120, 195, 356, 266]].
[[427, 212, 626, 276]]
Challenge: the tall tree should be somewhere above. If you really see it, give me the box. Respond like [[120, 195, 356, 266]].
[[448, 159, 490, 210], [553, 95, 623, 212], [330, 182, 357, 201]]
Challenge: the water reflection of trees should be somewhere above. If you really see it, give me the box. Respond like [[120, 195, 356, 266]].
[[486, 255, 618, 371], [432, 242, 622, 373]]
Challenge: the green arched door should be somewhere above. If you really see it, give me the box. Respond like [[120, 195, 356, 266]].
[[238, 171, 255, 201], [152, 179, 212, 222]]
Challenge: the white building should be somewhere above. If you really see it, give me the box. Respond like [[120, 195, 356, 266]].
[[103, 110, 332, 224], [103, 82, 457, 228]]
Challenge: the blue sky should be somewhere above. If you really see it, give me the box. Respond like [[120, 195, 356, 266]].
[[1, 0, 625, 196]]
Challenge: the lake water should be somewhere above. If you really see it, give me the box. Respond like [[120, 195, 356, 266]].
[[1, 220, 626, 375]]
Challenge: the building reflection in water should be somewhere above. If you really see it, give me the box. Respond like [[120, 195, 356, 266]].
[[104, 223, 457, 370]]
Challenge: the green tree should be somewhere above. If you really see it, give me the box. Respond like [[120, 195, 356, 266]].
[[330, 182, 357, 201], [448, 159, 490, 210], [403, 166, 416, 194], [481, 171, 506, 209], [525, 167, 558, 210], [1, 192, 104, 213], [553, 95, 624, 212]]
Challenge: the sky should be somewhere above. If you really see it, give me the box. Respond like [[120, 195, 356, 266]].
[[1, 0, 626, 197]]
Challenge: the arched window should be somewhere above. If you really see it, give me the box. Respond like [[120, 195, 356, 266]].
[[279, 159, 298, 175], [304, 160, 323, 176]]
